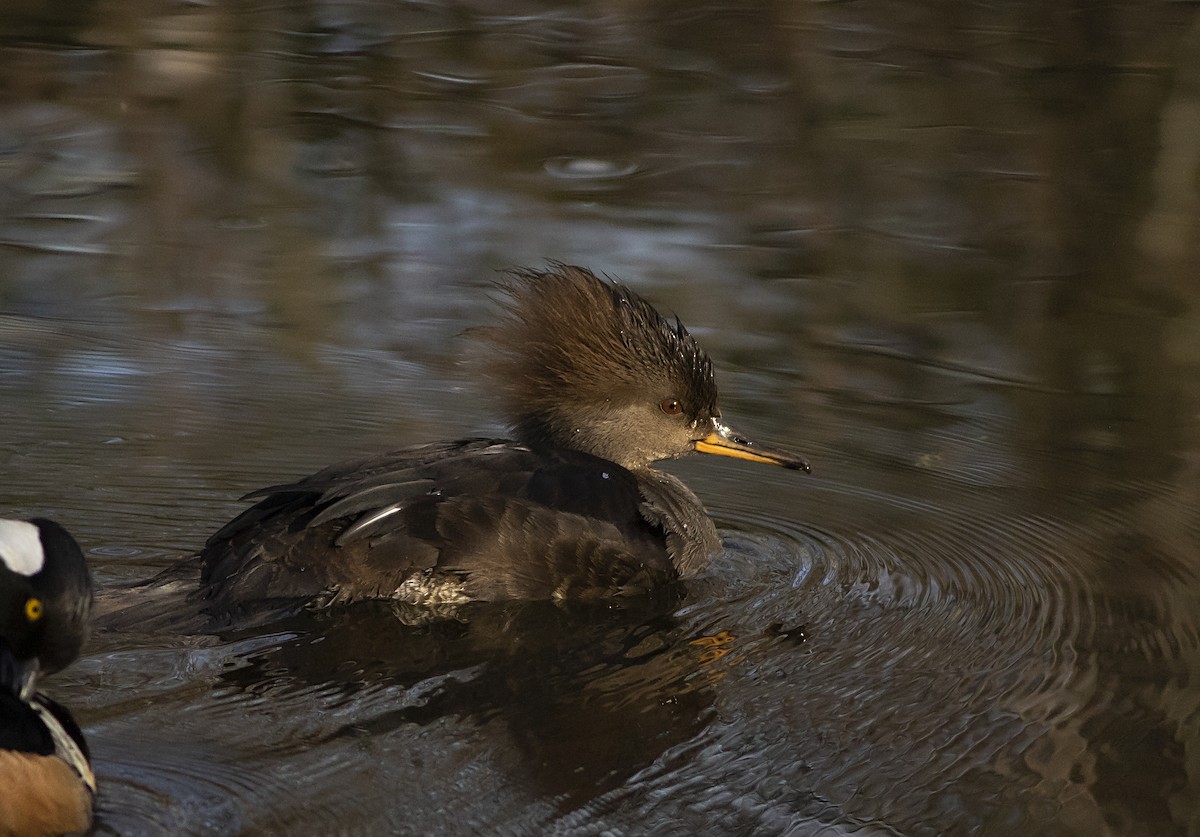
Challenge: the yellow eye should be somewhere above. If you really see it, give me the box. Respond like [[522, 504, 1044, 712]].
[[659, 399, 682, 416], [25, 597, 43, 622]]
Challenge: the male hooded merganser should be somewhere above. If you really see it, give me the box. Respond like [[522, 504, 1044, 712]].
[[199, 265, 808, 615], [0, 518, 95, 837]]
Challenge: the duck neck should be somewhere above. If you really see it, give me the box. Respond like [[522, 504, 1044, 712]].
[[511, 413, 649, 471]]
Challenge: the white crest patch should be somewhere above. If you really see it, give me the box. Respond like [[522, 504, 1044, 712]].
[[0, 519, 45, 577]]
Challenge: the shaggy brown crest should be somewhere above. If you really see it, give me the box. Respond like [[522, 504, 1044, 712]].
[[480, 264, 718, 451]]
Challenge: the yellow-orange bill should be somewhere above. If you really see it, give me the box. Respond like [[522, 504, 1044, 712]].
[[695, 424, 810, 472]]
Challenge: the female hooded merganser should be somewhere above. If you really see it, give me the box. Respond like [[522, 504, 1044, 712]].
[[199, 265, 808, 616], [0, 518, 95, 837]]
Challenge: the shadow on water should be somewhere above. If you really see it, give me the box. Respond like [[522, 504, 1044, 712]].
[[218, 595, 714, 804], [90, 587, 723, 833]]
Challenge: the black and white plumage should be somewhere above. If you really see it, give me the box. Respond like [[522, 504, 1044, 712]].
[[198, 264, 809, 617], [0, 518, 95, 836]]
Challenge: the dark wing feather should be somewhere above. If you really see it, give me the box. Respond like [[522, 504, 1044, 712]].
[[636, 469, 721, 577], [310, 481, 434, 529], [198, 438, 676, 613]]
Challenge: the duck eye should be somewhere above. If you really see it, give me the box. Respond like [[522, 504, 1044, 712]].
[[659, 399, 683, 416], [25, 597, 43, 622]]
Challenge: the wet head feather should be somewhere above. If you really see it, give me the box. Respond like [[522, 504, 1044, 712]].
[[478, 264, 717, 449]]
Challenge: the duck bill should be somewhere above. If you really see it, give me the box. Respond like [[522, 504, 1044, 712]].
[[694, 423, 810, 472]]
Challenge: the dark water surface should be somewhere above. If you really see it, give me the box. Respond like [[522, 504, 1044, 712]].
[[3, 2, 1200, 834]]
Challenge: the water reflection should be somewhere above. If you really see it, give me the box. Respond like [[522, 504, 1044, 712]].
[[90, 593, 720, 833], [2, 0, 1199, 834], [223, 598, 712, 802]]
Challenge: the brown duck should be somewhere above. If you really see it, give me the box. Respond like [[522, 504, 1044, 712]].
[[198, 265, 808, 615]]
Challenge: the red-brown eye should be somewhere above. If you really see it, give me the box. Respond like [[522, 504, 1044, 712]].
[[660, 399, 682, 416]]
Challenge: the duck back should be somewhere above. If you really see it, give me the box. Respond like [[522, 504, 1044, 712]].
[[198, 439, 684, 615]]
